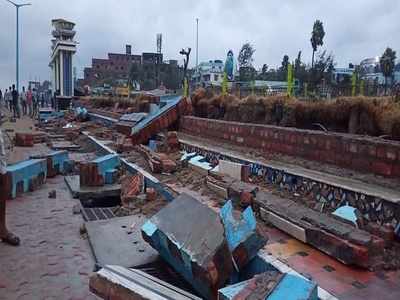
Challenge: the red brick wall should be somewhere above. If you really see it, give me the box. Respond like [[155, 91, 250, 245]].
[[180, 117, 400, 178]]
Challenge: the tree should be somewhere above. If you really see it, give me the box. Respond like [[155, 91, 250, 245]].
[[238, 43, 255, 68], [380, 47, 397, 95], [261, 64, 268, 75], [311, 50, 335, 86], [276, 55, 290, 81], [280, 55, 290, 73], [310, 20, 325, 69], [294, 51, 302, 74]]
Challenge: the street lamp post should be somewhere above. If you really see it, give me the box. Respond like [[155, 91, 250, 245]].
[[5, 0, 31, 92]]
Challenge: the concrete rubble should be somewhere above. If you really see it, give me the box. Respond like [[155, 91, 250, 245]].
[[256, 191, 385, 268]]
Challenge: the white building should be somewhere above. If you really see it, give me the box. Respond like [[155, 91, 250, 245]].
[[192, 60, 224, 87], [49, 19, 77, 106]]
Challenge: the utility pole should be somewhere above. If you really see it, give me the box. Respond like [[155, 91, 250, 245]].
[[196, 18, 199, 70], [5, 0, 31, 92]]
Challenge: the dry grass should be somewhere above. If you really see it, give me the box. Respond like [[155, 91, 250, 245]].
[[190, 89, 400, 139]]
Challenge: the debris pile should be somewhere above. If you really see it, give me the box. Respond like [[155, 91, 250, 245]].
[[141, 194, 268, 299]]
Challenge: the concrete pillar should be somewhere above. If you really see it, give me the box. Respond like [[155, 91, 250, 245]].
[[60, 50, 64, 96]]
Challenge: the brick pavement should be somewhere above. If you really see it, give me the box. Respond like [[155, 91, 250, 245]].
[[0, 176, 97, 300]]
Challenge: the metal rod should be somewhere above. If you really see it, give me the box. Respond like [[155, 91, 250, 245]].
[[16, 6, 19, 91], [196, 18, 198, 70]]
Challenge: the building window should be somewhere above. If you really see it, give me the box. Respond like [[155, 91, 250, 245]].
[[121, 66, 124, 70], [214, 74, 219, 81]]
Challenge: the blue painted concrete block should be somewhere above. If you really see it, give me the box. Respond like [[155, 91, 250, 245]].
[[6, 159, 47, 199], [220, 200, 267, 269], [104, 168, 118, 185], [92, 154, 120, 181], [31, 150, 69, 176], [142, 193, 233, 300], [268, 274, 318, 300]]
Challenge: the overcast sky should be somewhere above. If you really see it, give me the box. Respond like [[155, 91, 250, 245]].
[[1, 0, 399, 89]]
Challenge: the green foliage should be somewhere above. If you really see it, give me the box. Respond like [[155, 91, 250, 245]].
[[238, 43, 255, 68], [310, 50, 335, 86], [222, 72, 228, 96], [380, 47, 397, 94], [310, 20, 325, 68], [287, 63, 294, 97]]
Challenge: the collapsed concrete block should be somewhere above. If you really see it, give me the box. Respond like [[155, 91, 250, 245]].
[[218, 272, 318, 300], [80, 154, 120, 187], [218, 160, 250, 182], [256, 191, 385, 268], [90, 265, 202, 300], [142, 193, 233, 300], [5, 159, 47, 199], [220, 201, 267, 270], [30, 150, 69, 177]]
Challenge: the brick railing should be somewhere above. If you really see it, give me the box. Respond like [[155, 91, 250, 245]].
[[180, 116, 400, 178]]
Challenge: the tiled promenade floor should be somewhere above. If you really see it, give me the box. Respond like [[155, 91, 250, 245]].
[[265, 226, 400, 300], [0, 176, 97, 300]]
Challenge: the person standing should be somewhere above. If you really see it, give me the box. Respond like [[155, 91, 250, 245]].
[[11, 84, 20, 118], [7, 87, 12, 111], [20, 86, 27, 116], [2, 89, 7, 110], [0, 127, 20, 246], [0, 89, 3, 107], [32, 88, 39, 118], [26, 88, 33, 117]]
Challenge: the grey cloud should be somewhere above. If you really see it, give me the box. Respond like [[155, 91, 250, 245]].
[[0, 0, 399, 89]]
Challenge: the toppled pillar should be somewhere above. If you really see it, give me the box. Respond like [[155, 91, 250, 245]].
[[80, 154, 120, 186], [218, 272, 318, 300], [30, 150, 69, 177], [90, 265, 202, 300], [141, 193, 233, 300], [256, 191, 385, 268], [4, 159, 47, 199], [220, 200, 267, 270]]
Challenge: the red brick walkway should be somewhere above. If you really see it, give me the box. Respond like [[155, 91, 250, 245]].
[[0, 176, 97, 300]]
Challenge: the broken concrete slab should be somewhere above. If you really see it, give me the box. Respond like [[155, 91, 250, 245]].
[[220, 201, 267, 270], [86, 215, 158, 268], [141, 193, 233, 300], [188, 155, 213, 175], [218, 271, 318, 300], [65, 175, 120, 201], [218, 271, 283, 300], [256, 191, 385, 268], [90, 265, 202, 300], [50, 141, 81, 151], [218, 160, 250, 182]]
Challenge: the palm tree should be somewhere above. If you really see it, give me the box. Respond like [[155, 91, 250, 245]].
[[310, 20, 325, 69]]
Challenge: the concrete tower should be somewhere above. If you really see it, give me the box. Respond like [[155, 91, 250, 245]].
[[49, 19, 77, 109]]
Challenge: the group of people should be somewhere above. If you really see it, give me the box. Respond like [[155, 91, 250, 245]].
[[0, 85, 43, 119]]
